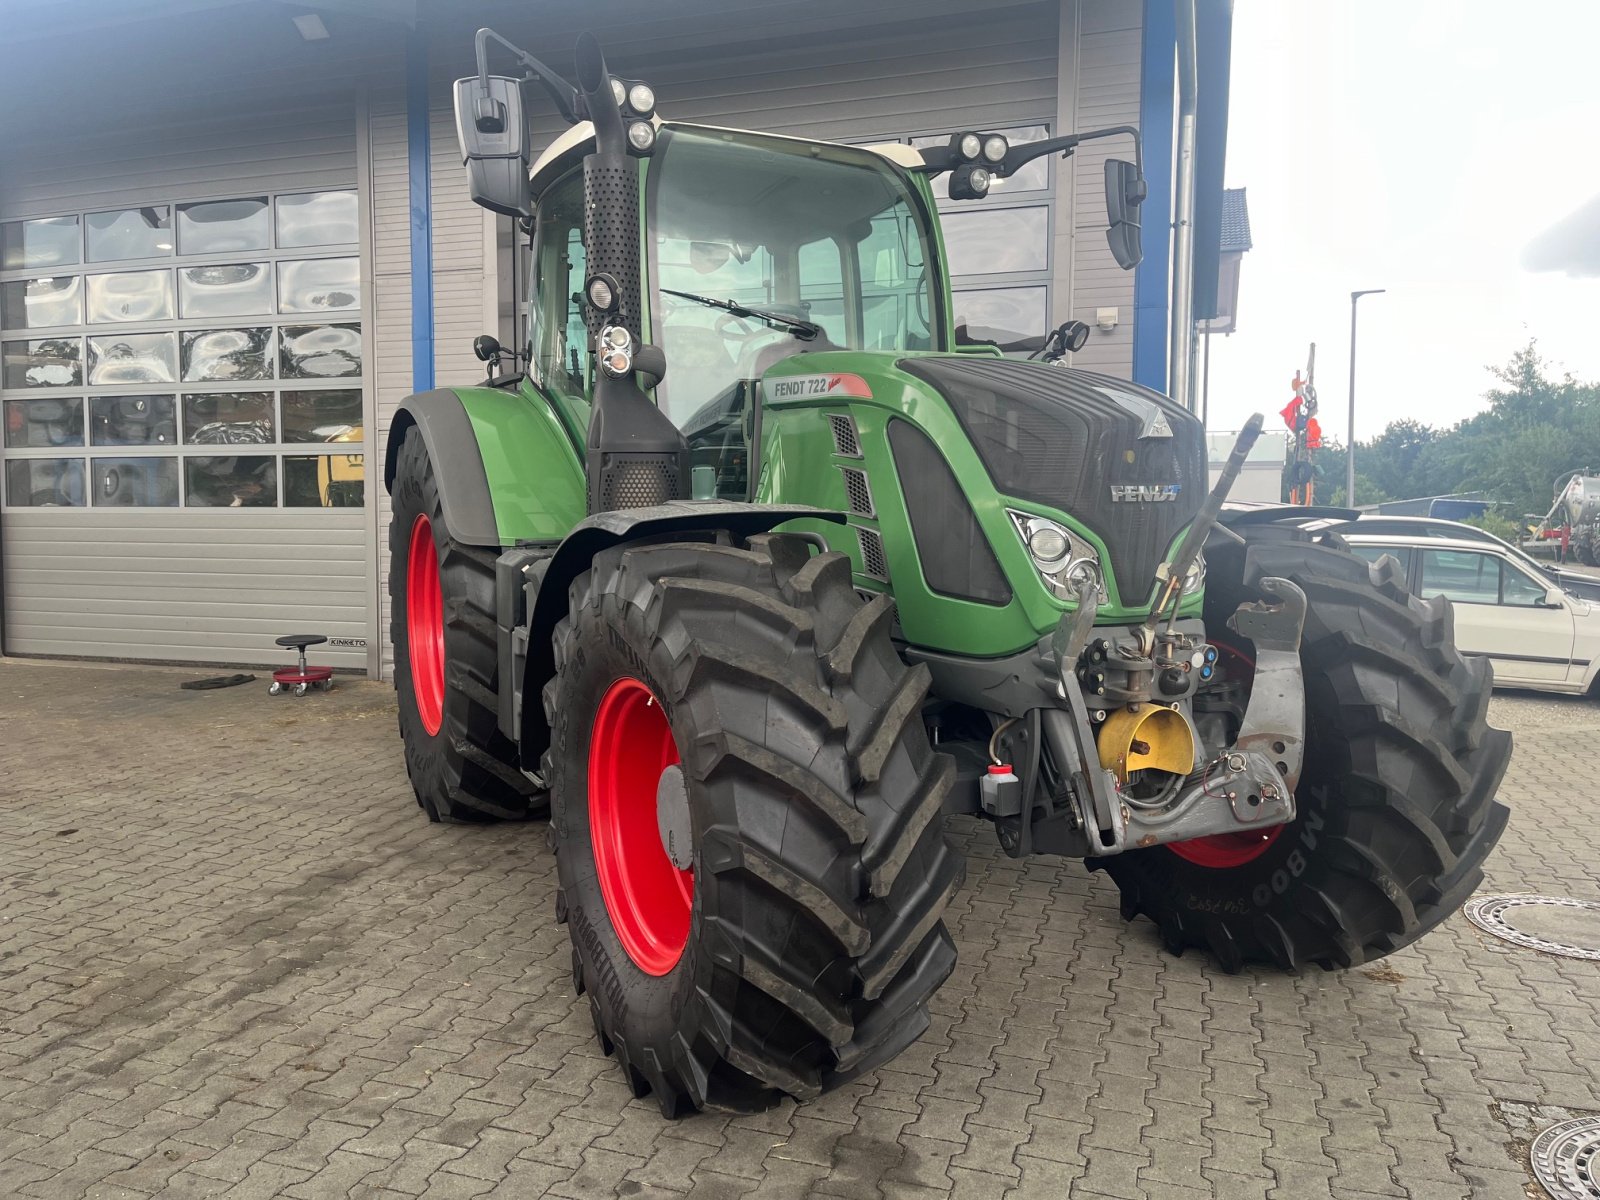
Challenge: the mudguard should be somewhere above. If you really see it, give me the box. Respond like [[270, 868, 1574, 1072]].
[[384, 386, 586, 547], [515, 502, 846, 765]]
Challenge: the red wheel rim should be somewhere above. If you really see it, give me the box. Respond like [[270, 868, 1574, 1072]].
[[588, 678, 692, 975], [406, 514, 445, 737], [1169, 639, 1284, 869]]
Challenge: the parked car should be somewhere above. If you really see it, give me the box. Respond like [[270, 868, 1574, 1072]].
[[1328, 515, 1600, 601], [1339, 528, 1600, 694]]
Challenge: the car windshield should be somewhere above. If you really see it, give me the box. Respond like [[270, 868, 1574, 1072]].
[[647, 125, 938, 428]]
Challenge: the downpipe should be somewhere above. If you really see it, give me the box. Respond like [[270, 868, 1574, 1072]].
[[1168, 0, 1199, 413]]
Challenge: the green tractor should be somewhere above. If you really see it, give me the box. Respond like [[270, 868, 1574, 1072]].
[[385, 29, 1511, 1116]]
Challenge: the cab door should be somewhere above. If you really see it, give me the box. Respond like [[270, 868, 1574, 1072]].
[[1416, 547, 1573, 685]]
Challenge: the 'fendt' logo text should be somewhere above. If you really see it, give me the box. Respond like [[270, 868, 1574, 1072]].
[[1109, 484, 1181, 502]]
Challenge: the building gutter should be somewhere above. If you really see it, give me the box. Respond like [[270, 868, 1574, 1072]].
[[406, 27, 434, 392], [1168, 0, 1199, 412]]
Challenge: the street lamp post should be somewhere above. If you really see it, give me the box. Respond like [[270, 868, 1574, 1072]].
[[1346, 288, 1386, 506]]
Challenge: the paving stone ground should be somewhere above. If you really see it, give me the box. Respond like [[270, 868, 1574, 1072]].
[[2, 656, 1597, 1199]]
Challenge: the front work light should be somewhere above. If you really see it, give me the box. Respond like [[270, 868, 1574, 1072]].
[[609, 78, 627, 106], [626, 119, 656, 153], [949, 163, 991, 201], [957, 132, 982, 160], [982, 134, 1008, 163], [627, 83, 655, 115], [586, 272, 619, 312]]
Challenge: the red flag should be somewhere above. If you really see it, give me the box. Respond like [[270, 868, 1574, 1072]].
[[1280, 397, 1302, 429]]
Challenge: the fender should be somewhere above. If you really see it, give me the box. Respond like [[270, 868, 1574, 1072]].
[[513, 502, 846, 764], [385, 386, 586, 546]]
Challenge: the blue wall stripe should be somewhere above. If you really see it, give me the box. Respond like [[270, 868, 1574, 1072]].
[[405, 28, 434, 394], [1132, 0, 1175, 393]]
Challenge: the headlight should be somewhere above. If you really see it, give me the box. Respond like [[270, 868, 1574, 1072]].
[[1182, 555, 1206, 595], [958, 132, 982, 160], [1009, 511, 1106, 603], [982, 134, 1008, 163]]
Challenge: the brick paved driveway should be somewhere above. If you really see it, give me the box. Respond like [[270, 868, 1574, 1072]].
[[2, 658, 1597, 1199]]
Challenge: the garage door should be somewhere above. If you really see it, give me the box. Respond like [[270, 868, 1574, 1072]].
[[0, 97, 373, 669]]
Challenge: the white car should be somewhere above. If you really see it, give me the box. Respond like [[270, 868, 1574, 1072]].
[[1342, 530, 1600, 695]]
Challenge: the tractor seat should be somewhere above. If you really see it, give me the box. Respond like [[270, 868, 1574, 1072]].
[[275, 634, 327, 650]]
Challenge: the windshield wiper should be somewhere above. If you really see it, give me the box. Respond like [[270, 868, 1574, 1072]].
[[662, 288, 820, 340]]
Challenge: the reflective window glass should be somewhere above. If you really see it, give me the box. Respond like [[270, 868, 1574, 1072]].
[[940, 207, 1049, 276], [185, 455, 276, 506], [3, 338, 82, 388], [86, 207, 172, 262], [5, 458, 85, 506], [90, 395, 177, 446], [282, 389, 361, 442], [1419, 549, 1499, 604], [284, 453, 364, 507], [180, 327, 273, 382], [182, 392, 275, 445], [279, 323, 361, 378], [1349, 544, 1414, 581], [87, 270, 174, 323], [275, 191, 358, 247], [91, 457, 179, 507], [277, 257, 359, 313], [2, 216, 80, 270], [1501, 566, 1550, 607], [4, 397, 83, 448], [177, 198, 268, 255], [951, 286, 1048, 344], [1, 276, 83, 329], [179, 263, 272, 318], [87, 333, 176, 385]]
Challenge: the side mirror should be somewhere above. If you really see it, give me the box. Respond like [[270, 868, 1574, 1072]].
[[1545, 587, 1567, 608], [453, 75, 532, 218], [1104, 158, 1146, 271], [473, 333, 502, 363]]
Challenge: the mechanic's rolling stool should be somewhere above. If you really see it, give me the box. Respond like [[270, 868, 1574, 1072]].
[[270, 634, 335, 697]]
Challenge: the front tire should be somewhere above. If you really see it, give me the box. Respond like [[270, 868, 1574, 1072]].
[[388, 427, 542, 822], [1100, 525, 1512, 972], [545, 533, 962, 1114]]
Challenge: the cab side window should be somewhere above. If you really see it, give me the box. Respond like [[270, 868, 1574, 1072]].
[[530, 172, 590, 401]]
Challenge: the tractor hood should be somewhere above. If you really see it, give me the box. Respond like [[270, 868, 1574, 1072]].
[[894, 356, 1206, 602]]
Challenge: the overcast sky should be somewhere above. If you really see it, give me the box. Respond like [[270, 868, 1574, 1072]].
[[1204, 0, 1600, 441]]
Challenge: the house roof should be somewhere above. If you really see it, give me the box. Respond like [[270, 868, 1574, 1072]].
[[1220, 188, 1252, 254]]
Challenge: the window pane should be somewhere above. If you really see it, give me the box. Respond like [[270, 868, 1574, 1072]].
[[1, 276, 83, 329], [179, 263, 272, 318], [183, 392, 275, 445], [284, 453, 364, 507], [87, 333, 176, 385], [91, 456, 179, 507], [185, 455, 276, 506], [90, 395, 177, 446], [940, 206, 1048, 276], [4, 397, 83, 447], [2, 216, 80, 270], [87, 270, 174, 322], [280, 323, 361, 378], [1502, 565, 1549, 607], [951, 286, 1047, 343], [5, 458, 85, 506], [176, 198, 268, 255], [180, 327, 273, 382], [1419, 549, 1498, 604], [2, 337, 82, 388], [282, 389, 361, 442], [1351, 544, 1413, 580], [275, 191, 358, 247], [86, 207, 172, 262], [277, 257, 360, 313]]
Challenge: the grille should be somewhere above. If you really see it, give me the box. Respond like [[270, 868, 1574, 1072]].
[[600, 454, 679, 509], [857, 526, 889, 580], [839, 467, 875, 517], [828, 412, 862, 457], [886, 418, 1011, 606]]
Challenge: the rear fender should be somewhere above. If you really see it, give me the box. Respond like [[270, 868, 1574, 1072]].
[[385, 385, 586, 546], [514, 503, 845, 765]]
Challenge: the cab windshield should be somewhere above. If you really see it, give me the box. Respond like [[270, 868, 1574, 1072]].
[[648, 125, 939, 429]]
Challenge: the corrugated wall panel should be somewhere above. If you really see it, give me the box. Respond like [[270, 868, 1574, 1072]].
[[2, 511, 368, 667], [1066, 0, 1142, 375]]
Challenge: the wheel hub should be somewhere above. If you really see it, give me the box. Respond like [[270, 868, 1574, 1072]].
[[588, 678, 693, 976], [406, 514, 445, 736]]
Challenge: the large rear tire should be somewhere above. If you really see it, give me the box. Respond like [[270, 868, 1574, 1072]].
[[1099, 525, 1511, 972], [388, 427, 543, 822], [545, 533, 962, 1114]]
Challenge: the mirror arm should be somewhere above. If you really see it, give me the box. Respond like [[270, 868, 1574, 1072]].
[[474, 27, 581, 126]]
